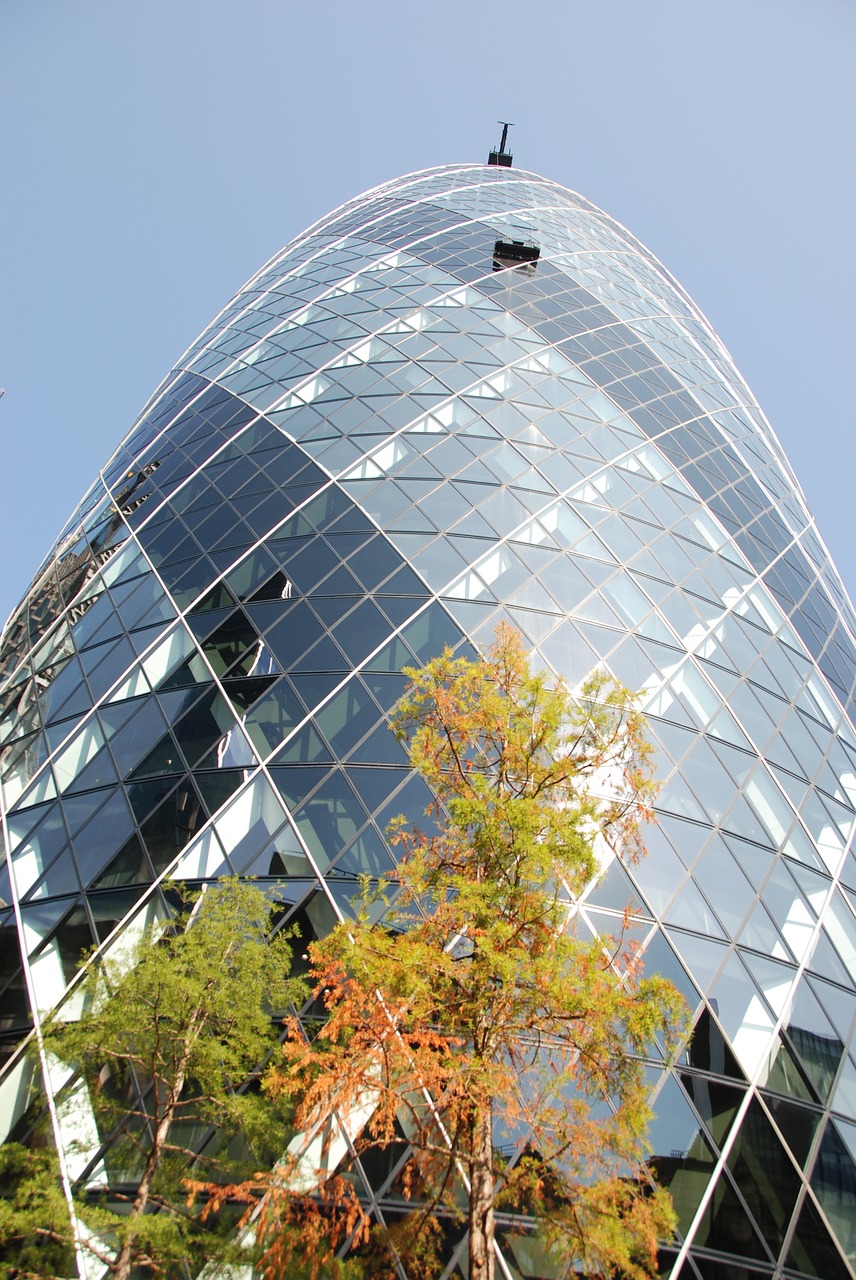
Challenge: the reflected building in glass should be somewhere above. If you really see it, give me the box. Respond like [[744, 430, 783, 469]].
[[1, 162, 855, 1278]]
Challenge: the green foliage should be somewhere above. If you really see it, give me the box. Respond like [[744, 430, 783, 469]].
[[273, 626, 687, 1280], [0, 1143, 76, 1278], [41, 878, 306, 1279]]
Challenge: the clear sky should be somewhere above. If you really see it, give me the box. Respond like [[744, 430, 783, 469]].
[[2, 0, 854, 630]]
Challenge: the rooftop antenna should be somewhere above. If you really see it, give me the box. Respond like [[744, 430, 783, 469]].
[[488, 121, 514, 167]]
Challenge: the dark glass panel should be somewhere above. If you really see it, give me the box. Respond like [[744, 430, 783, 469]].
[[116, 576, 172, 632], [681, 1075, 745, 1151], [271, 720, 331, 765], [0, 861, 12, 909], [168, 558, 218, 610], [139, 779, 204, 874], [399, 603, 466, 663], [102, 699, 170, 778], [647, 1075, 717, 1233], [171, 689, 236, 768], [157, 651, 213, 693], [344, 767, 410, 818], [688, 1008, 746, 1080], [247, 570, 292, 604], [375, 596, 423, 630], [365, 636, 414, 674], [809, 1123, 856, 1267], [211, 454, 261, 499], [70, 590, 119, 651], [306, 486, 372, 534], [692, 1258, 774, 1279], [188, 501, 243, 549], [359, 669, 410, 713], [375, 772, 436, 836], [269, 764, 331, 808], [0, 921, 31, 1031], [264, 601, 326, 668], [193, 770, 245, 816], [311, 564, 363, 599], [291, 772, 368, 873], [242, 490, 295, 537], [262, 447, 321, 492], [690, 1168, 771, 1261], [236, 680, 303, 758], [126, 731, 184, 782], [91, 834, 152, 890], [314, 680, 380, 758], [333, 825, 396, 878], [199, 610, 260, 677], [82, 636, 136, 701], [285, 538, 341, 590], [346, 536, 407, 590], [64, 744, 118, 796], [224, 547, 279, 601], [209, 528, 255, 567], [189, 581, 238, 614], [726, 1096, 803, 1255], [786, 1020, 845, 1107], [762, 1096, 821, 1169], [784, 1191, 853, 1280], [331, 599, 392, 666], [126, 775, 185, 825], [187, 606, 235, 641], [71, 790, 134, 885], [222, 675, 278, 713], [244, 597, 294, 635], [292, 635, 348, 675], [61, 788, 114, 837], [348, 724, 409, 766]]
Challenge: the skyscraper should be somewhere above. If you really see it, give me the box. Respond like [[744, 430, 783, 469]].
[[1, 162, 855, 1277]]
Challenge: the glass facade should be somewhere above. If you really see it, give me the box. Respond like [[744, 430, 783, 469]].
[[1, 163, 855, 1278]]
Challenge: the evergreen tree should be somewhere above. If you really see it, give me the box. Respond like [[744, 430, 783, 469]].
[[41, 878, 305, 1280], [0, 1142, 76, 1278]]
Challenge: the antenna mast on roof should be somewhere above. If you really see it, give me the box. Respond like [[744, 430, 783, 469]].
[[488, 121, 514, 167]]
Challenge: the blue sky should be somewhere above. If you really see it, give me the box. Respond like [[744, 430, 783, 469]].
[[2, 0, 854, 627]]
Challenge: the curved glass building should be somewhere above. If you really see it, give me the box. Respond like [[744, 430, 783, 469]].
[[1, 163, 855, 1278]]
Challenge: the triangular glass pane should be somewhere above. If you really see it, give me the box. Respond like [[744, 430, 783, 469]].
[[726, 1095, 802, 1255], [647, 1076, 718, 1233], [809, 1121, 856, 1270], [689, 1166, 771, 1261], [685, 1007, 746, 1080], [680, 1073, 744, 1151], [761, 1033, 817, 1104], [761, 1095, 820, 1169], [786, 976, 845, 1103], [785, 1192, 853, 1280]]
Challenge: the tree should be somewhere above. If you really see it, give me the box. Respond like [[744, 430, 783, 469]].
[[41, 878, 306, 1280], [270, 625, 686, 1280], [0, 1143, 76, 1278]]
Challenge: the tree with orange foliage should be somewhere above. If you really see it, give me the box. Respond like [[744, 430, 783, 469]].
[[267, 626, 686, 1280]]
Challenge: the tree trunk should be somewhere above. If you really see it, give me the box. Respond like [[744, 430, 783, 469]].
[[468, 1104, 495, 1280], [112, 1068, 187, 1280]]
